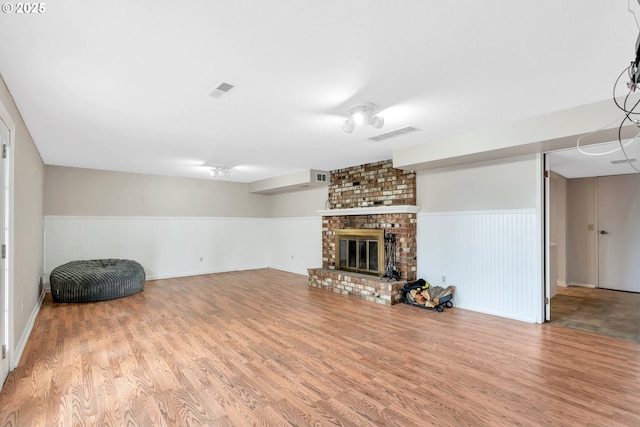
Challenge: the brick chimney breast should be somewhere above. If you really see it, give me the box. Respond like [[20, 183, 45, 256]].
[[313, 160, 418, 302]]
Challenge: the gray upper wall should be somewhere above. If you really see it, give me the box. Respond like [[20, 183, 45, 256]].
[[45, 153, 538, 219], [417, 154, 539, 212], [45, 165, 329, 218], [44, 166, 270, 217], [266, 186, 327, 218]]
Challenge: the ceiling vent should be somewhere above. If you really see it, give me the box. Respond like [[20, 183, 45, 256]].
[[369, 126, 419, 142], [206, 81, 235, 98], [611, 158, 637, 164]]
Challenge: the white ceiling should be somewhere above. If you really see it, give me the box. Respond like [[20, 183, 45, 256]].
[[0, 1, 638, 182], [550, 138, 640, 179]]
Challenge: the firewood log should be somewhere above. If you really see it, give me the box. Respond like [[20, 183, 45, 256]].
[[415, 294, 426, 305], [441, 285, 455, 296], [420, 290, 431, 301]]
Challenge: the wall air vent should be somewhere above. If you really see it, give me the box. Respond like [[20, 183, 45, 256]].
[[369, 126, 419, 142], [206, 81, 235, 98]]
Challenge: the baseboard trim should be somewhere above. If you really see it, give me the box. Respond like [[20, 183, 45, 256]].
[[145, 265, 269, 281], [452, 303, 539, 324], [567, 282, 596, 288], [268, 265, 309, 276], [12, 290, 45, 370]]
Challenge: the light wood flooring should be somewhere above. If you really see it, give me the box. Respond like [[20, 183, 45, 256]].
[[550, 286, 640, 342], [1, 269, 640, 426]]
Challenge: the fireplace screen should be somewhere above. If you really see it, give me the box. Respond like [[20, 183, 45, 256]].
[[335, 229, 385, 276]]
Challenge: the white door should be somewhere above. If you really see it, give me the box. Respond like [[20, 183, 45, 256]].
[[598, 174, 640, 292], [0, 119, 7, 386]]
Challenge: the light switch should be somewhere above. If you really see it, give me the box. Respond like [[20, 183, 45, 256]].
[[588, 224, 594, 231]]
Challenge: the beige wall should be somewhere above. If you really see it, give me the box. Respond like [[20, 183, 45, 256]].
[[266, 186, 326, 218], [0, 75, 44, 355], [416, 154, 539, 212], [44, 166, 269, 217], [566, 177, 597, 285]]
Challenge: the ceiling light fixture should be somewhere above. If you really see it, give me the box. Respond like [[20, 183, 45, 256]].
[[342, 102, 384, 133], [209, 165, 231, 178]]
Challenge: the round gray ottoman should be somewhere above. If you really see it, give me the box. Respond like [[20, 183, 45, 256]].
[[50, 259, 145, 303]]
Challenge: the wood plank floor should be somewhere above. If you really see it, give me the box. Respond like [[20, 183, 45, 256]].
[[1, 268, 640, 426]]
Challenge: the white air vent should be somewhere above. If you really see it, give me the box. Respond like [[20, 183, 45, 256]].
[[369, 126, 419, 141], [611, 158, 636, 164], [206, 81, 235, 98], [315, 172, 327, 182]]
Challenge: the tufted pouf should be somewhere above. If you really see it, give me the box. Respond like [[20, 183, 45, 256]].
[[50, 259, 145, 303]]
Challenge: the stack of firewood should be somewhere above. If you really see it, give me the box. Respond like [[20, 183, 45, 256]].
[[405, 285, 455, 308]]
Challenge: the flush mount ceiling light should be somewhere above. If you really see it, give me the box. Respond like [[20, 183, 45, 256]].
[[342, 102, 384, 133], [209, 165, 231, 178]]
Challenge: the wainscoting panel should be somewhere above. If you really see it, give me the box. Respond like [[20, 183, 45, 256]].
[[417, 210, 542, 323], [267, 217, 323, 275], [44, 216, 270, 281]]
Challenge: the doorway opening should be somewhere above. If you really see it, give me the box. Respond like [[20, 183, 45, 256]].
[[544, 142, 640, 341]]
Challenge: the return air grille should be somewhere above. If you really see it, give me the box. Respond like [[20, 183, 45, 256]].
[[611, 158, 636, 164], [206, 81, 235, 98], [369, 126, 419, 141]]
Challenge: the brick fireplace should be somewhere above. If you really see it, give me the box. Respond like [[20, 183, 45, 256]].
[[308, 160, 418, 305]]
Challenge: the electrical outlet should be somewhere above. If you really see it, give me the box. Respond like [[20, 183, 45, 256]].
[[21, 300, 24, 312], [442, 275, 447, 284], [200, 257, 203, 262]]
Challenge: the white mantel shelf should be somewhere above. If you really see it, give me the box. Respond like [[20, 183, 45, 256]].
[[316, 205, 421, 216]]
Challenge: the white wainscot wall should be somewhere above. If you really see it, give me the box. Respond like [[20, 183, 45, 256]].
[[44, 216, 321, 283], [267, 217, 323, 275], [417, 210, 542, 323]]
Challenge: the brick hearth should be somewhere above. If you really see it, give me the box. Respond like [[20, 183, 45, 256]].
[[308, 268, 407, 305]]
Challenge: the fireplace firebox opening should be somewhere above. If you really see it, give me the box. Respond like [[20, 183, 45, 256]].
[[335, 229, 385, 276]]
